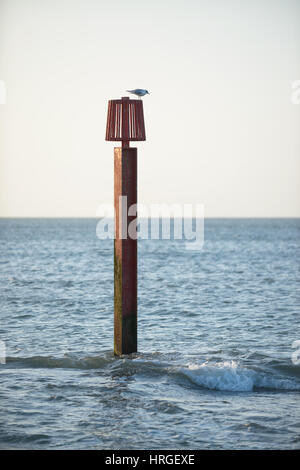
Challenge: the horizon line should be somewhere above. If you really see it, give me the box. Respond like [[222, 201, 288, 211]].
[[1, 216, 300, 220]]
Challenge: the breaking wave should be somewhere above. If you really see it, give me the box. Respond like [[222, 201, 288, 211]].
[[3, 355, 300, 393], [181, 360, 300, 392]]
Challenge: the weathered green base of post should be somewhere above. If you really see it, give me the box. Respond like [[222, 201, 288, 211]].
[[114, 147, 137, 356]]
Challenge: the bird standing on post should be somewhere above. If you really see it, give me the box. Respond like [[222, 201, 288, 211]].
[[126, 89, 150, 99]]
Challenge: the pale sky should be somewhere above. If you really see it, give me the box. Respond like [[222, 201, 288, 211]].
[[0, 0, 299, 217]]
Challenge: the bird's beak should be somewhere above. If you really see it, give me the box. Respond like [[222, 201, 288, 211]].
[[147, 91, 150, 94]]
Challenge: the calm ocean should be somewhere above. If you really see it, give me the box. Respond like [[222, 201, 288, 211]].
[[0, 218, 299, 449]]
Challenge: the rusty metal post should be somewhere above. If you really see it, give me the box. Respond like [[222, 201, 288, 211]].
[[106, 96, 146, 356], [114, 147, 137, 355]]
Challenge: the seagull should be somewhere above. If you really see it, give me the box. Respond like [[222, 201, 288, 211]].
[[126, 89, 150, 99]]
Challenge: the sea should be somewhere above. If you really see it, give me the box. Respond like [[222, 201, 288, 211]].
[[0, 218, 299, 449]]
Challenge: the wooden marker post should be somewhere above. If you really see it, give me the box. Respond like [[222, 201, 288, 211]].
[[114, 147, 137, 355], [106, 97, 146, 355]]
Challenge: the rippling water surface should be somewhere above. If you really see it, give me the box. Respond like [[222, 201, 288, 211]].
[[0, 218, 300, 449]]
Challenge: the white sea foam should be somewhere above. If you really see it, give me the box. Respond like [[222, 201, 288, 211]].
[[182, 361, 300, 392]]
